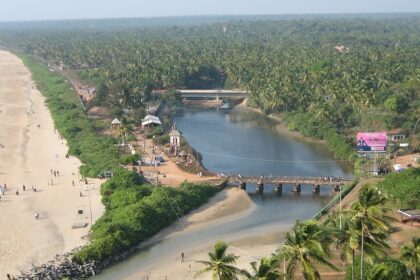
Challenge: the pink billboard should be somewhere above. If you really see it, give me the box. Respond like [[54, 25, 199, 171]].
[[357, 132, 387, 152]]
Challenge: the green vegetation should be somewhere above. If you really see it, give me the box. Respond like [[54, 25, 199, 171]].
[[400, 237, 420, 280], [1, 15, 419, 160], [120, 154, 140, 165], [75, 170, 218, 263], [377, 168, 420, 208], [280, 220, 338, 279], [346, 256, 413, 280], [20, 55, 121, 177], [195, 240, 247, 280], [369, 258, 412, 280], [286, 112, 354, 160]]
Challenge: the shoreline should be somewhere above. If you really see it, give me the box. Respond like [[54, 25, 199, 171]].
[[0, 50, 104, 277], [235, 98, 326, 144]]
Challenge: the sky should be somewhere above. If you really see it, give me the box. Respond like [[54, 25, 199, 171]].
[[1, 0, 420, 22]]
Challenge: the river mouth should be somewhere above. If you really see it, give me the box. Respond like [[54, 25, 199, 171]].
[[94, 106, 353, 280]]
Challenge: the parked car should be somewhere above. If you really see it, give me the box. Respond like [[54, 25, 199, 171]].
[[154, 155, 164, 162], [140, 158, 161, 166], [97, 171, 113, 179]]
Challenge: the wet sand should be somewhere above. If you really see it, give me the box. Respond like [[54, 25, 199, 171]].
[[0, 51, 104, 277], [109, 187, 287, 280]]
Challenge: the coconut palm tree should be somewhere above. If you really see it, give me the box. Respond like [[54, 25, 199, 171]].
[[400, 237, 420, 280], [324, 213, 357, 279], [348, 185, 394, 280], [278, 220, 337, 280], [195, 240, 243, 280], [244, 256, 282, 280]]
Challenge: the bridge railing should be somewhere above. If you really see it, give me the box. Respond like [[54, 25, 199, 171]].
[[221, 174, 351, 183]]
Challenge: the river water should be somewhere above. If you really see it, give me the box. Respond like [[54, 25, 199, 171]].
[[94, 106, 353, 280]]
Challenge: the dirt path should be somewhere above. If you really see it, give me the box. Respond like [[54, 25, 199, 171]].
[[137, 135, 218, 186]]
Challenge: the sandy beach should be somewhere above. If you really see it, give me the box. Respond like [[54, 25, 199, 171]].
[[0, 51, 104, 277]]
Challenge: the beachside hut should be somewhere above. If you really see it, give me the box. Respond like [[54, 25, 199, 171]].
[[397, 209, 420, 226], [111, 118, 122, 131], [142, 115, 162, 127]]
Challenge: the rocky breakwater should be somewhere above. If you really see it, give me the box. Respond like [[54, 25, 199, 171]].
[[15, 248, 94, 280], [15, 245, 142, 280]]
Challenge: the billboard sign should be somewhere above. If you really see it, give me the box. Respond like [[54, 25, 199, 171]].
[[357, 132, 387, 152]]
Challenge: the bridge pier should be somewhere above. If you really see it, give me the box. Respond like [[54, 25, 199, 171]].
[[312, 184, 320, 193], [256, 182, 264, 193], [332, 185, 340, 192], [293, 183, 301, 193], [275, 183, 283, 194], [239, 182, 246, 190]]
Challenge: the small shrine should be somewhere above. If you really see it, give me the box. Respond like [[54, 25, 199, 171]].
[[169, 123, 181, 155], [111, 118, 122, 131]]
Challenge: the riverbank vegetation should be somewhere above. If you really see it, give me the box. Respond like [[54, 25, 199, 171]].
[[198, 169, 420, 280], [20, 54, 122, 177], [74, 170, 218, 263], [1, 15, 419, 161]]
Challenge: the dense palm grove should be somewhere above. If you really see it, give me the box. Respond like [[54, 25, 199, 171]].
[[1, 15, 419, 279], [0, 15, 419, 159]]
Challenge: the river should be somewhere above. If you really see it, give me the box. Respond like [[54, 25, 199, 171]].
[[93, 106, 353, 280]]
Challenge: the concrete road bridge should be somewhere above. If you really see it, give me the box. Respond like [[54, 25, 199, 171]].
[[152, 89, 248, 99], [226, 176, 353, 193]]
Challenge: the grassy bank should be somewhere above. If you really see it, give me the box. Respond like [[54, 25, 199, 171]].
[[312, 179, 359, 220], [75, 171, 218, 262], [286, 112, 355, 160], [377, 167, 420, 209], [20, 54, 121, 177]]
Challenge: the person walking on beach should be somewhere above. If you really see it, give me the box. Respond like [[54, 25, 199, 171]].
[[16, 189, 19, 195], [53, 170, 56, 177], [22, 185, 26, 191], [181, 252, 185, 263], [57, 170, 59, 176]]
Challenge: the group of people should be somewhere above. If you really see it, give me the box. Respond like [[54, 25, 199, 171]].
[[0, 183, 38, 199], [51, 169, 60, 177], [181, 252, 192, 273]]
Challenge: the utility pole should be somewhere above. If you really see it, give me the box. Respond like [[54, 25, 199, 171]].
[[196, 150, 199, 170], [339, 183, 342, 229], [155, 160, 159, 185], [85, 183, 93, 226]]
